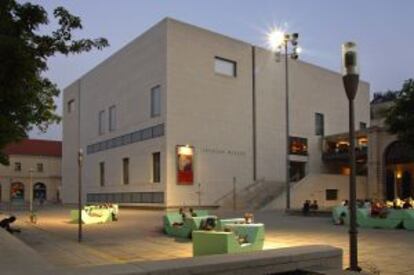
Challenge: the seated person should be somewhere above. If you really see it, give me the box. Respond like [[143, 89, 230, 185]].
[[342, 200, 349, 207], [199, 217, 216, 231], [0, 216, 21, 234], [302, 200, 311, 216], [363, 199, 371, 208], [310, 200, 319, 211], [393, 198, 403, 209], [189, 208, 197, 217], [403, 199, 413, 209], [172, 208, 186, 227], [244, 212, 254, 224], [371, 201, 383, 217], [335, 212, 346, 225]]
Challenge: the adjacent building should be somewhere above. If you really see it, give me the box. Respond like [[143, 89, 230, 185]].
[[62, 18, 370, 208], [0, 139, 62, 204]]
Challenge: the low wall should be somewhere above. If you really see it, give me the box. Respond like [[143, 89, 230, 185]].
[[0, 229, 52, 275], [60, 245, 342, 275]]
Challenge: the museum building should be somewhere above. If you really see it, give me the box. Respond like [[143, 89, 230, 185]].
[[62, 18, 370, 208]]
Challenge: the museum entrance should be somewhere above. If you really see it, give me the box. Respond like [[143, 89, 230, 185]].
[[290, 161, 306, 182], [33, 182, 46, 202], [384, 141, 414, 200]]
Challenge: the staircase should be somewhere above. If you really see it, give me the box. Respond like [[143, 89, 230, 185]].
[[214, 179, 285, 210]]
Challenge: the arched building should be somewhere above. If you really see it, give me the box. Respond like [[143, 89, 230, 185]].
[[0, 139, 62, 204], [367, 99, 414, 201]]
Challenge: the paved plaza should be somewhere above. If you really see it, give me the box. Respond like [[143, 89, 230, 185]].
[[1, 205, 414, 274]]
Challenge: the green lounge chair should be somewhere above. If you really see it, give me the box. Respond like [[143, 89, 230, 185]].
[[402, 209, 414, 230], [216, 218, 246, 230], [163, 211, 217, 238], [192, 223, 265, 256], [332, 206, 348, 224], [357, 208, 403, 229], [70, 209, 112, 224]]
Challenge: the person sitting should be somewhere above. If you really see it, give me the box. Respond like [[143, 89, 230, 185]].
[[310, 200, 319, 212], [189, 208, 197, 217], [200, 217, 216, 231], [363, 199, 371, 208], [393, 198, 403, 209], [302, 200, 310, 216], [371, 201, 382, 217], [342, 200, 349, 207], [0, 216, 21, 234], [403, 199, 413, 209]]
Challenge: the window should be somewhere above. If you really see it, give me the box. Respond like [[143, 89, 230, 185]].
[[109, 105, 116, 131], [289, 137, 308, 155], [123, 158, 129, 185], [67, 99, 74, 113], [214, 57, 236, 77], [360, 122, 367, 130], [99, 110, 105, 135], [99, 162, 105, 186], [152, 152, 161, 183], [151, 85, 161, 117], [14, 162, 21, 171], [315, 113, 324, 136], [326, 189, 338, 201], [37, 163, 43, 172]]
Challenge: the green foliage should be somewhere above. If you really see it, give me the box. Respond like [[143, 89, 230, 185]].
[[385, 79, 414, 149], [0, 0, 108, 165]]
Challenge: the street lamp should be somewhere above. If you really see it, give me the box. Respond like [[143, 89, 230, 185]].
[[268, 28, 300, 210], [29, 168, 35, 223], [342, 41, 360, 272], [78, 148, 84, 242]]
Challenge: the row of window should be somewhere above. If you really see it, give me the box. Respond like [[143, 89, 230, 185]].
[[13, 162, 43, 172], [314, 113, 367, 136], [98, 152, 161, 186], [87, 192, 164, 204], [87, 124, 164, 155]]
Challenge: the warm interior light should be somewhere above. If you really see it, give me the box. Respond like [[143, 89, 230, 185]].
[[267, 28, 285, 51], [396, 171, 403, 179], [178, 146, 193, 156]]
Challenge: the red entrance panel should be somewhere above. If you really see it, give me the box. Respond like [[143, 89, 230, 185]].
[[177, 145, 194, 185]]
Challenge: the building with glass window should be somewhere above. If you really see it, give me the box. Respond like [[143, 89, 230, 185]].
[[62, 18, 370, 208], [0, 139, 62, 204]]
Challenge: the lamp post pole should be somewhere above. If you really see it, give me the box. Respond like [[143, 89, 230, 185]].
[[284, 41, 291, 210], [342, 42, 360, 272], [78, 149, 83, 243], [273, 32, 299, 210], [29, 168, 34, 222]]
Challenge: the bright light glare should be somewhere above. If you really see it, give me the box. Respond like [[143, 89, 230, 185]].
[[296, 47, 303, 54], [267, 28, 285, 51]]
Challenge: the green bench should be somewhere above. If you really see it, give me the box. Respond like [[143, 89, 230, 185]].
[[356, 208, 404, 229], [402, 209, 414, 230], [163, 210, 216, 238], [192, 223, 265, 256], [332, 206, 348, 224], [70, 204, 119, 224]]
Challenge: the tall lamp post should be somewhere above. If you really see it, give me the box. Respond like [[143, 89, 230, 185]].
[[29, 168, 35, 223], [268, 29, 300, 210], [78, 149, 83, 243], [342, 41, 360, 272]]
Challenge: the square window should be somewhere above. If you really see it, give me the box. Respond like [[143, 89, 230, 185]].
[[326, 189, 338, 201], [214, 57, 237, 77], [14, 162, 21, 171]]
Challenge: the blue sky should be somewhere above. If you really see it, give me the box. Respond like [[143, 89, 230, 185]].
[[27, 0, 414, 140]]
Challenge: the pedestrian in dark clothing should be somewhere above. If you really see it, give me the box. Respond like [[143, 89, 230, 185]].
[[0, 216, 21, 234]]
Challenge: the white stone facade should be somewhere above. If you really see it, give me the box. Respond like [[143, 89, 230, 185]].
[[62, 18, 370, 208]]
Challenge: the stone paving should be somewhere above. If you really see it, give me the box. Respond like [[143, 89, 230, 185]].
[[2, 205, 414, 274]]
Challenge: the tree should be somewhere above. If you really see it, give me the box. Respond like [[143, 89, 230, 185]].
[[0, 0, 108, 164], [385, 79, 414, 149]]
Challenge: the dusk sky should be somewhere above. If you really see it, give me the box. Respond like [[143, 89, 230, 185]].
[[28, 0, 414, 140]]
